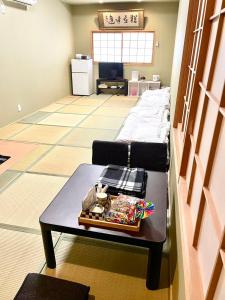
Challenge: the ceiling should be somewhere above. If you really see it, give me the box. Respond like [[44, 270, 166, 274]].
[[62, 0, 179, 5]]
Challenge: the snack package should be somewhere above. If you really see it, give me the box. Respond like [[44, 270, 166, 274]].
[[105, 194, 138, 225], [105, 194, 155, 225]]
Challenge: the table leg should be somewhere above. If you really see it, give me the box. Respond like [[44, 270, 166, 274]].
[[41, 227, 56, 268], [146, 243, 163, 290]]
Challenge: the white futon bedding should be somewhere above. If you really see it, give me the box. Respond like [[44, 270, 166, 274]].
[[116, 87, 170, 143]]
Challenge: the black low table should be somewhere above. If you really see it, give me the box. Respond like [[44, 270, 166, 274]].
[[40, 164, 167, 290]]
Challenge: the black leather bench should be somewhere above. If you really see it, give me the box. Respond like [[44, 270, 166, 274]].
[[14, 273, 90, 300]]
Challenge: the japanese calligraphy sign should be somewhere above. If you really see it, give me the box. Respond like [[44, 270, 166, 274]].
[[98, 9, 144, 30]]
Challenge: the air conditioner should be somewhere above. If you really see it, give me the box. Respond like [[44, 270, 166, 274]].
[[13, 0, 37, 5]]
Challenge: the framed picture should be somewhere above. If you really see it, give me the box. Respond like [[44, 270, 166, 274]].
[[98, 9, 144, 30]]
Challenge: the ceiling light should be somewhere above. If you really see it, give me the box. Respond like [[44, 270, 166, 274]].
[[137, 0, 142, 2], [99, 0, 103, 3]]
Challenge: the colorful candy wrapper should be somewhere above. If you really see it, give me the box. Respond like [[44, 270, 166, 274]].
[[136, 200, 155, 219]]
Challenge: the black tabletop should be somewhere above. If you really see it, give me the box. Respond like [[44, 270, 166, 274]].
[[40, 164, 168, 246]]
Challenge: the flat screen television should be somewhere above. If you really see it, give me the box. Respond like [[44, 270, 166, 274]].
[[99, 62, 123, 80]]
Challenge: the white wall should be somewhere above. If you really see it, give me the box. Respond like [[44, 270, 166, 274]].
[[72, 2, 178, 87], [0, 0, 75, 126]]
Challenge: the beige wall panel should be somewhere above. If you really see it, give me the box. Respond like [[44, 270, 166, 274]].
[[214, 266, 225, 300], [210, 21, 225, 101], [190, 167, 203, 226], [0, 0, 74, 126], [72, 2, 178, 87], [198, 99, 218, 171], [198, 203, 220, 296], [208, 119, 225, 229], [202, 20, 219, 86]]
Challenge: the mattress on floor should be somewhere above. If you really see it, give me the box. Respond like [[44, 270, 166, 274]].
[[116, 87, 170, 144]]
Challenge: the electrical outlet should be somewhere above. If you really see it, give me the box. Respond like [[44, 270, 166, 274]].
[[17, 104, 22, 112], [0, 4, 6, 14]]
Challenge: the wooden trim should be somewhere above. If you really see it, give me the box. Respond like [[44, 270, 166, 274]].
[[206, 252, 223, 300], [206, 90, 220, 106], [209, 6, 225, 21], [194, 154, 205, 181], [186, 148, 196, 204], [179, 134, 191, 176], [186, 0, 216, 135], [206, 230, 225, 299], [193, 27, 203, 33], [188, 65, 196, 73], [195, 92, 208, 153], [204, 113, 222, 186], [173, 0, 199, 127], [219, 107, 225, 117], [206, 11, 224, 91], [203, 187, 223, 240], [220, 249, 225, 267], [209, 12, 221, 21], [199, 80, 207, 91], [192, 192, 205, 247], [173, 129, 204, 299], [220, 83, 225, 107], [173, 0, 225, 297]]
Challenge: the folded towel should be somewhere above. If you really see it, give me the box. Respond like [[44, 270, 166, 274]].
[[98, 164, 147, 198]]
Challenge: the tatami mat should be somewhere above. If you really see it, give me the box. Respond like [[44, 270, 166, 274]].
[[86, 93, 112, 100], [10, 144, 51, 171], [38, 113, 86, 127], [10, 125, 71, 144], [0, 170, 21, 190], [0, 140, 37, 175], [0, 173, 67, 229], [0, 123, 29, 139], [59, 105, 96, 115], [103, 98, 138, 107], [56, 96, 81, 104], [93, 106, 131, 117], [60, 128, 117, 148], [20, 111, 51, 124], [43, 236, 169, 300], [79, 115, 125, 130], [0, 93, 170, 300], [40, 103, 65, 112], [0, 228, 47, 300], [110, 95, 139, 101], [29, 146, 92, 176], [72, 98, 106, 106]]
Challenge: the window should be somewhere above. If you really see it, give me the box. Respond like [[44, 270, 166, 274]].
[[92, 31, 154, 64]]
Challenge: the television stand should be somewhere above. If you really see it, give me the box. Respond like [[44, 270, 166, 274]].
[[96, 79, 128, 96]]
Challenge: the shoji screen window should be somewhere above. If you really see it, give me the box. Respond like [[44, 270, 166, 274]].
[[122, 32, 154, 63], [93, 32, 122, 62], [92, 31, 154, 64]]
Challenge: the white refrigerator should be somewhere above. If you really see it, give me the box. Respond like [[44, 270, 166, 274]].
[[71, 59, 93, 96]]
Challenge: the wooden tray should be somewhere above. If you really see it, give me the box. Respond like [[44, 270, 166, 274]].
[[78, 211, 141, 232]]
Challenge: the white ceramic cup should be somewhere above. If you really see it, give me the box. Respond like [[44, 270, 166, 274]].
[[96, 192, 107, 206]]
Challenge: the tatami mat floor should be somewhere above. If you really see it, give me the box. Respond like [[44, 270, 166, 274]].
[[0, 94, 169, 299]]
